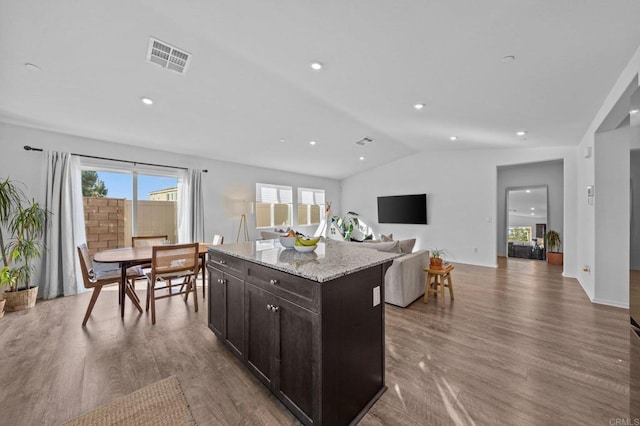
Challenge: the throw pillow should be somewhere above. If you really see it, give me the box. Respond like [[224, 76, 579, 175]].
[[380, 233, 393, 242], [399, 239, 416, 253], [358, 240, 400, 253], [377, 240, 401, 253]]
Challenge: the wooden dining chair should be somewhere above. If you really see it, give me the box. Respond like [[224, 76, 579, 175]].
[[77, 244, 143, 326], [131, 235, 169, 285], [146, 242, 199, 324], [132, 235, 168, 248]]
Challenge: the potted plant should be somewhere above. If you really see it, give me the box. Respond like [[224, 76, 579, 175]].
[[430, 248, 446, 270], [545, 230, 563, 266], [0, 177, 49, 311]]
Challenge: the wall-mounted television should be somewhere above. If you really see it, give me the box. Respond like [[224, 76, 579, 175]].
[[377, 194, 427, 224]]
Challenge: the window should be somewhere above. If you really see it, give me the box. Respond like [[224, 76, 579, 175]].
[[297, 187, 325, 226], [256, 183, 292, 228], [81, 166, 178, 256], [508, 226, 532, 242]]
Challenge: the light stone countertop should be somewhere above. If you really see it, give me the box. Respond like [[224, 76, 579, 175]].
[[209, 239, 401, 282]]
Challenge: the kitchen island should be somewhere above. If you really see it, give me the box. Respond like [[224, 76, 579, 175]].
[[207, 239, 399, 425]]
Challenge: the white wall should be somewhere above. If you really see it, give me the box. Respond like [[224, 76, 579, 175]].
[[576, 45, 640, 307], [0, 122, 341, 244], [341, 146, 577, 273], [497, 160, 564, 256], [595, 124, 630, 307], [632, 150, 640, 269]]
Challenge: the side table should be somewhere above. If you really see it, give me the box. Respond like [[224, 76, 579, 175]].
[[423, 264, 455, 308]]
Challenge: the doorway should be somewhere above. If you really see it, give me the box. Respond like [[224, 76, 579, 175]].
[[506, 185, 548, 261]]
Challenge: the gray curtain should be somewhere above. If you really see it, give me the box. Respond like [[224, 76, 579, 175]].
[[41, 151, 86, 298], [178, 169, 205, 243]]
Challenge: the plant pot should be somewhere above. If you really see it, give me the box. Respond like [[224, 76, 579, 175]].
[[0, 298, 5, 319], [547, 252, 564, 266], [3, 286, 38, 312], [430, 258, 443, 270]]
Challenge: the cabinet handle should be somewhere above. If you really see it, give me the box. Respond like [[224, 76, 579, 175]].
[[219, 260, 226, 265], [272, 306, 279, 312], [270, 279, 279, 285], [267, 304, 273, 311], [217, 279, 222, 284]]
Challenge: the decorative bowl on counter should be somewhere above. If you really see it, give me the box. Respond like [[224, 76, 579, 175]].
[[294, 244, 317, 253], [279, 236, 297, 248]]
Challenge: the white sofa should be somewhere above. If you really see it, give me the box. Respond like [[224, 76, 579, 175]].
[[383, 249, 429, 307], [343, 240, 429, 307]]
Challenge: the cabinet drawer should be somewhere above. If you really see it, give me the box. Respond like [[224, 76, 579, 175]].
[[208, 250, 245, 277], [246, 263, 319, 313]]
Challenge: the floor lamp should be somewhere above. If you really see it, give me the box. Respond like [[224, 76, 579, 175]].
[[237, 213, 249, 242], [236, 201, 253, 242]]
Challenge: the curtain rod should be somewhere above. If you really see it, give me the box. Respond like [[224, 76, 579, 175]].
[[23, 145, 208, 173]]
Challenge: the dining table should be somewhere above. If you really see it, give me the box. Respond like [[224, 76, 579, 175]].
[[93, 243, 211, 319]]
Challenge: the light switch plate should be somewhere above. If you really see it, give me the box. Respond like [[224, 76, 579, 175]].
[[373, 286, 380, 307]]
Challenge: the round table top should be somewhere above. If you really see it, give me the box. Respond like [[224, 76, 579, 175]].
[[94, 243, 210, 263]]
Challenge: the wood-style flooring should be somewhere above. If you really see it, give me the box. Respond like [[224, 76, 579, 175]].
[[0, 258, 629, 425]]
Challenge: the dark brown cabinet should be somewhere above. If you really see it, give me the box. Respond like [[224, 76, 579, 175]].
[[208, 247, 390, 425], [207, 259, 244, 358], [245, 282, 317, 423]]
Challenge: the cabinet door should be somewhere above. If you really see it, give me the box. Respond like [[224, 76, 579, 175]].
[[273, 297, 317, 424], [245, 283, 275, 387], [225, 273, 245, 358], [207, 266, 225, 338]]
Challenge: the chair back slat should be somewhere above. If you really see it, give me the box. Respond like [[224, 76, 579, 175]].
[[132, 235, 168, 248], [151, 243, 199, 279], [77, 244, 95, 287]]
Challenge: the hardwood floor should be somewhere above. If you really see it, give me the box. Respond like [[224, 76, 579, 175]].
[[0, 258, 629, 425]]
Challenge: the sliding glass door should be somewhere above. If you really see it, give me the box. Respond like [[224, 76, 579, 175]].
[[81, 167, 178, 257]]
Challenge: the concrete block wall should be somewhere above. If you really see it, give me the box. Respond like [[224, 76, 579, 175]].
[[83, 197, 125, 257]]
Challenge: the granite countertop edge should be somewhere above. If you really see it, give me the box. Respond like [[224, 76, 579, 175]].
[[209, 241, 400, 283]]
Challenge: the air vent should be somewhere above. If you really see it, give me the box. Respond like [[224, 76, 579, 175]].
[[147, 37, 191, 74], [355, 137, 373, 146]]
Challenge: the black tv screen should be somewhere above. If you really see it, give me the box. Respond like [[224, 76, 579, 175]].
[[377, 194, 427, 224]]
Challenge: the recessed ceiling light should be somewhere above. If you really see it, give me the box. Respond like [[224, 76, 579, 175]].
[[531, 213, 535, 216], [531, 207, 535, 210], [359, 156, 365, 161], [414, 103, 425, 110], [631, 109, 640, 115], [516, 130, 527, 136], [279, 138, 285, 142], [309, 140, 316, 146], [310, 61, 323, 71], [24, 63, 41, 71], [526, 189, 531, 193], [449, 136, 458, 141], [141, 97, 154, 105], [501, 55, 515, 63]]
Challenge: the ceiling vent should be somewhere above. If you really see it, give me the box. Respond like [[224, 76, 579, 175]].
[[355, 137, 373, 146], [146, 37, 191, 74]]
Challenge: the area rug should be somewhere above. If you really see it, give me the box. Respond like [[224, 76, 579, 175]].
[[64, 376, 197, 426]]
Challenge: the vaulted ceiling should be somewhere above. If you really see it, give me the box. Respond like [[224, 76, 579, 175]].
[[1, 1, 640, 178]]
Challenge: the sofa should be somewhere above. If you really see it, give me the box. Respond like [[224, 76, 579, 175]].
[[343, 239, 429, 307]]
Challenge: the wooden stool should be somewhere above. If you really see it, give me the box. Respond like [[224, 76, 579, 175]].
[[423, 264, 454, 308]]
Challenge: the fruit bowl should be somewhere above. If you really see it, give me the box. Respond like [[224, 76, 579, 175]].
[[294, 244, 317, 253], [279, 236, 296, 248]]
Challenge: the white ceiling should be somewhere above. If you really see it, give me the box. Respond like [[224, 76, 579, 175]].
[[1, 1, 640, 179]]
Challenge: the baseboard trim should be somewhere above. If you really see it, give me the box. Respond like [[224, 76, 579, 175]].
[[576, 277, 628, 309], [592, 298, 629, 309]]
